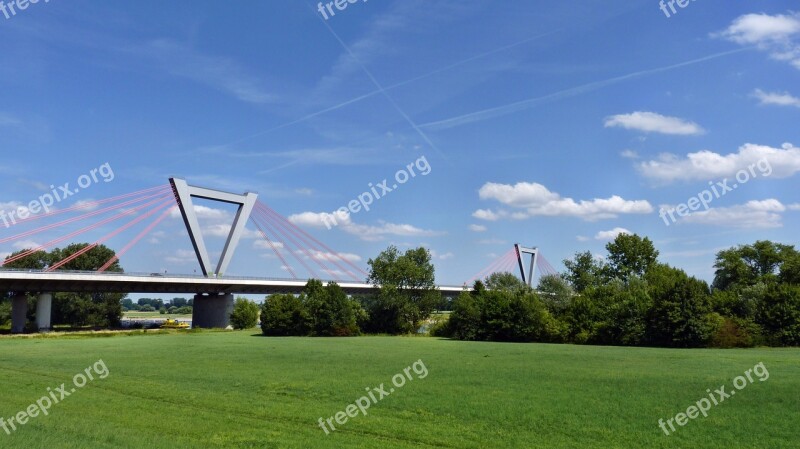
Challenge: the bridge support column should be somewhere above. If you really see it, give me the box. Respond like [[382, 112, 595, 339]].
[[11, 293, 28, 334], [36, 293, 53, 332], [192, 293, 234, 329]]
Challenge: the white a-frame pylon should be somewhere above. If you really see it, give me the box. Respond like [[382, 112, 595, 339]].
[[170, 178, 257, 277], [514, 244, 539, 287]]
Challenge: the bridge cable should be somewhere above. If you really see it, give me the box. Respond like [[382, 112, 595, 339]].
[[48, 199, 175, 271], [255, 203, 361, 281], [98, 205, 178, 273], [2, 194, 172, 266], [255, 202, 368, 278], [253, 206, 341, 281], [248, 215, 298, 279]]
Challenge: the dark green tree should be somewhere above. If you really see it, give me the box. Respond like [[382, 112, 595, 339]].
[[365, 246, 441, 334], [260, 294, 309, 336], [562, 251, 605, 293], [605, 233, 659, 279], [230, 297, 260, 329]]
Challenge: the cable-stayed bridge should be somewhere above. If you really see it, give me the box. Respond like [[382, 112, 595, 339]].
[[1, 178, 556, 333]]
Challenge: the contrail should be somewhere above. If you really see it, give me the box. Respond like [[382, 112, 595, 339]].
[[419, 47, 752, 131], [206, 29, 558, 153]]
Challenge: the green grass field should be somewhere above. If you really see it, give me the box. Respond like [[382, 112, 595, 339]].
[[0, 332, 798, 448]]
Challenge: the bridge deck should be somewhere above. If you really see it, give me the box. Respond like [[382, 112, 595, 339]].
[[0, 270, 467, 296]]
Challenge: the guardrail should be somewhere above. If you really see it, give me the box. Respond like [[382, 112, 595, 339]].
[[0, 268, 467, 290]]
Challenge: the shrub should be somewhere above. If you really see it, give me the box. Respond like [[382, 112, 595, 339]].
[[230, 298, 260, 330], [260, 294, 309, 336], [428, 314, 451, 337], [304, 281, 361, 336], [0, 300, 10, 327], [710, 317, 760, 348]]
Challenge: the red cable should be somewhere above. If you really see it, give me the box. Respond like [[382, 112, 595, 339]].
[[257, 202, 368, 278], [0, 190, 171, 245], [467, 248, 515, 284], [10, 185, 170, 227], [248, 216, 298, 279], [98, 205, 177, 273], [251, 210, 318, 278], [256, 203, 359, 281], [2, 195, 170, 266], [253, 207, 339, 280], [48, 199, 174, 271]]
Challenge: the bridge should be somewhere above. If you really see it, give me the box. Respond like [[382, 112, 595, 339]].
[[1, 178, 557, 333]]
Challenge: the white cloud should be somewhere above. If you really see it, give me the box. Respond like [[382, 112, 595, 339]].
[[469, 224, 487, 232], [288, 211, 443, 242], [73, 199, 100, 211], [296, 249, 361, 263], [637, 142, 800, 183], [253, 240, 286, 251], [11, 240, 40, 250], [620, 149, 640, 159], [604, 112, 704, 135], [752, 89, 800, 108], [788, 203, 800, 211], [165, 249, 198, 264], [576, 236, 590, 242], [715, 12, 800, 70], [594, 228, 631, 241], [681, 199, 786, 228], [201, 224, 259, 239], [429, 249, 455, 261], [472, 209, 501, 221], [170, 205, 230, 221], [476, 182, 653, 221]]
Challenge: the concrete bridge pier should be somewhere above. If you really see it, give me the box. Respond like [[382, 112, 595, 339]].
[[36, 293, 52, 332], [192, 293, 234, 329], [11, 293, 27, 334]]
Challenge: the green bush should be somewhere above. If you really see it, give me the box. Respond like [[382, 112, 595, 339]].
[[428, 314, 451, 337], [260, 294, 309, 336], [230, 298, 260, 330], [304, 281, 362, 336], [710, 317, 760, 348], [0, 300, 10, 327]]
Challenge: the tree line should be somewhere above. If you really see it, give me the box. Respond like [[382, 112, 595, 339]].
[[441, 236, 800, 348]]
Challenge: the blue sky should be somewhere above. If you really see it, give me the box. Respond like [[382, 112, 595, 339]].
[[1, 0, 799, 288]]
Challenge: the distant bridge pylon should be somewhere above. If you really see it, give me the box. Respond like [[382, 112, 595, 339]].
[[467, 244, 560, 287]]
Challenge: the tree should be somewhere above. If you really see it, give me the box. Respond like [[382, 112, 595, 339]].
[[447, 287, 483, 340], [714, 241, 798, 291], [605, 233, 659, 279], [304, 280, 362, 336], [260, 294, 309, 336], [757, 284, 800, 346], [563, 251, 604, 293], [484, 272, 528, 292], [230, 297, 260, 330], [646, 264, 716, 348], [536, 274, 573, 316], [365, 246, 441, 334]]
